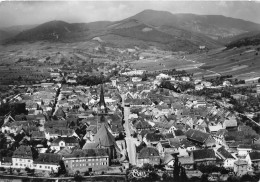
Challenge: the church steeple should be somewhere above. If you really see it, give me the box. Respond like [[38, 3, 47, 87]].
[[99, 84, 108, 114]]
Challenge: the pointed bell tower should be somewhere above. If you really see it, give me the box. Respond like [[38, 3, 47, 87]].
[[98, 84, 108, 114]]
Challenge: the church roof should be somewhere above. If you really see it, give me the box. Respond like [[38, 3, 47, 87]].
[[94, 123, 115, 147]]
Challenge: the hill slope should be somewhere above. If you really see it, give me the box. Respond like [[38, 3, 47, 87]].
[[127, 10, 260, 40], [226, 32, 260, 49], [0, 30, 12, 42], [8, 21, 89, 43]]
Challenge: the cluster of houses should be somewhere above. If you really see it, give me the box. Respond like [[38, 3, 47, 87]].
[[0, 67, 260, 178]]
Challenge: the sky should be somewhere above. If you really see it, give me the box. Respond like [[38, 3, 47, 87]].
[[0, 1, 260, 28]]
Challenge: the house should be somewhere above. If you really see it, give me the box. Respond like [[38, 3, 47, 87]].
[[213, 129, 227, 146], [186, 129, 216, 147], [31, 131, 46, 141], [245, 151, 260, 171], [173, 130, 187, 141], [179, 155, 194, 170], [223, 116, 237, 130], [237, 144, 252, 157], [34, 153, 62, 173], [162, 154, 174, 169], [63, 148, 109, 173], [192, 149, 216, 166], [216, 146, 236, 169], [12, 145, 34, 169], [137, 147, 160, 167], [144, 133, 165, 146], [234, 160, 248, 176], [50, 137, 79, 151]]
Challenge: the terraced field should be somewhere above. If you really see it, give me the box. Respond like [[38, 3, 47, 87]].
[[186, 46, 260, 80]]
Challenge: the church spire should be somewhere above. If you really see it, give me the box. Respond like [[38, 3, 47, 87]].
[[99, 84, 107, 114]]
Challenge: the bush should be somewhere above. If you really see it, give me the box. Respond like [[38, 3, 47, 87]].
[[84, 171, 90, 176]]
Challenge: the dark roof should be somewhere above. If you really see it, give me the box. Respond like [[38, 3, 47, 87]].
[[34, 153, 61, 165], [54, 107, 66, 118], [193, 149, 216, 161], [186, 129, 210, 144], [146, 133, 165, 142], [64, 148, 108, 158], [136, 141, 147, 153], [252, 144, 260, 151], [165, 133, 174, 139], [31, 131, 45, 139], [217, 146, 235, 159], [93, 123, 116, 147], [1, 157, 12, 163], [174, 130, 185, 136], [249, 152, 260, 161], [135, 121, 152, 130], [13, 145, 33, 159], [138, 147, 159, 159], [52, 137, 79, 146]]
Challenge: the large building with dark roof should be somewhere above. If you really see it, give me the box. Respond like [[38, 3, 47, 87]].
[[63, 148, 109, 173], [192, 149, 216, 166], [137, 147, 160, 167]]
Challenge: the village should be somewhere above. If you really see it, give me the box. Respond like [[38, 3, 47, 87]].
[[0, 46, 260, 182]]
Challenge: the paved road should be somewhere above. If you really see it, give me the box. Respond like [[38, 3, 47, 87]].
[[124, 117, 137, 166]]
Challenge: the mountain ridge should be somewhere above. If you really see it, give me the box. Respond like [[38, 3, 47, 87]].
[[3, 9, 260, 52]]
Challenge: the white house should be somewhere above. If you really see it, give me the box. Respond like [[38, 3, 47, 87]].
[[50, 137, 79, 151], [12, 146, 34, 169], [216, 146, 236, 169], [34, 153, 61, 173]]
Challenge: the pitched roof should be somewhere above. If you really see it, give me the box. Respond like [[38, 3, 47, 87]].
[[217, 146, 235, 159], [234, 159, 247, 166], [34, 153, 61, 165], [136, 141, 147, 153], [174, 130, 185, 136], [146, 133, 165, 142], [52, 137, 79, 146], [31, 131, 45, 139], [82, 142, 99, 150], [93, 123, 116, 147], [13, 145, 33, 159], [162, 154, 174, 164], [193, 149, 216, 161], [56, 147, 73, 156], [64, 148, 108, 158], [186, 129, 210, 144], [249, 152, 260, 161], [138, 147, 159, 159]]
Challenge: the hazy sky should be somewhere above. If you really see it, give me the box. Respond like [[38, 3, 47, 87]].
[[0, 1, 260, 28]]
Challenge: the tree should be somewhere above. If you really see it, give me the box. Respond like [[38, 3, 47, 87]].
[[143, 163, 154, 172], [180, 167, 187, 182], [173, 154, 180, 181], [57, 160, 67, 175]]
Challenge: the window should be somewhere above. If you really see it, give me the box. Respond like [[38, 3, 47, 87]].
[[48, 166, 50, 169], [16, 163, 18, 166], [28, 160, 30, 162], [40, 165, 42, 168]]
